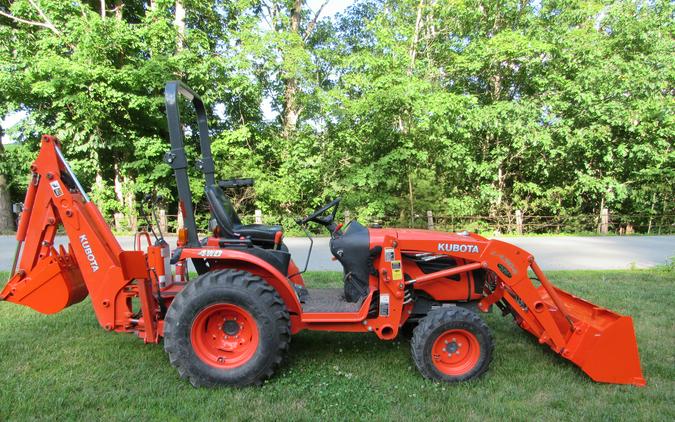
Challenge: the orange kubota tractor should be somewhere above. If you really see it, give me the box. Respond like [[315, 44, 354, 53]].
[[1, 82, 645, 387]]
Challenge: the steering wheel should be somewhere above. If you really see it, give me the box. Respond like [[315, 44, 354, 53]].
[[297, 197, 341, 227]]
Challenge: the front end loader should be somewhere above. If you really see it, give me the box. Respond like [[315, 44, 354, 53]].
[[0, 82, 645, 387]]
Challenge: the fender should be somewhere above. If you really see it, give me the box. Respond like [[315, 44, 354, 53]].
[[179, 247, 303, 317]]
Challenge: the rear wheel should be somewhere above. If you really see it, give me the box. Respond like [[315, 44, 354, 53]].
[[164, 269, 290, 387], [411, 307, 493, 382]]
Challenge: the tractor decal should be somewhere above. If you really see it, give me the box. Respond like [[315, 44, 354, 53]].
[[198, 250, 223, 257], [438, 243, 479, 254], [79, 234, 99, 272]]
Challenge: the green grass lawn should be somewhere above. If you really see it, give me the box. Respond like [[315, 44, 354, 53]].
[[0, 269, 673, 421]]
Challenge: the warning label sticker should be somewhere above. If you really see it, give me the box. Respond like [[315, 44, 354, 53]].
[[49, 180, 63, 197], [379, 294, 390, 316], [391, 260, 402, 280]]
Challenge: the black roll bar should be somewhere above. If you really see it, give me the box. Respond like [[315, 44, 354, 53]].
[[163, 81, 216, 248]]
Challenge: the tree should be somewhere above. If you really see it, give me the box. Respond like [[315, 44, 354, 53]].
[[0, 0, 261, 225], [0, 132, 13, 232], [0, 0, 671, 233]]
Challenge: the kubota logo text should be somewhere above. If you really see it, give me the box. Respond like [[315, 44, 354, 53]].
[[438, 243, 479, 254], [79, 234, 99, 272]]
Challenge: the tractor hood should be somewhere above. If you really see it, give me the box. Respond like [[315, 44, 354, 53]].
[[393, 228, 487, 243]]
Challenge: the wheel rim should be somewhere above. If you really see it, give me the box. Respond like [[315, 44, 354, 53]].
[[191, 303, 259, 369], [431, 329, 480, 376]]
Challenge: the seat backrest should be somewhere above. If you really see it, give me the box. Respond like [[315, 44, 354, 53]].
[[204, 184, 242, 237]]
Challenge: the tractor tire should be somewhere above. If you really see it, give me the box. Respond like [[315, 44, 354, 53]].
[[411, 307, 493, 382], [164, 269, 290, 387]]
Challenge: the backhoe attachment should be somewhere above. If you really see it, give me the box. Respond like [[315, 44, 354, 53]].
[[1, 135, 159, 343]]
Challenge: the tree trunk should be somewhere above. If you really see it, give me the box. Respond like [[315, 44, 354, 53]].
[[281, 0, 302, 139], [124, 180, 136, 231], [115, 164, 136, 231], [95, 171, 104, 193], [175, 0, 185, 51], [0, 138, 14, 232], [647, 191, 656, 234], [400, 0, 425, 228], [408, 173, 415, 227], [496, 165, 504, 207], [114, 163, 124, 207], [114, 1, 123, 19], [409, 0, 424, 75]]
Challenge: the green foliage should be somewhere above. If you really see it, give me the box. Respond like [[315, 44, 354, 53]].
[[0, 0, 672, 229]]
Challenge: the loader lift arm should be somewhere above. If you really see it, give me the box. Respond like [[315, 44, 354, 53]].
[[401, 236, 646, 386], [1, 135, 160, 342]]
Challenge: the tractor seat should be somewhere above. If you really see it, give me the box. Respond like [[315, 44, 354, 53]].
[[205, 184, 282, 245]]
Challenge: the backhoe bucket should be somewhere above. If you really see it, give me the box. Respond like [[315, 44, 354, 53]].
[[536, 285, 646, 386], [1, 247, 87, 315]]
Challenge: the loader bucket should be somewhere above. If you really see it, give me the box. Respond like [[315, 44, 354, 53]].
[[1, 249, 87, 315], [536, 285, 646, 386], [537, 286, 646, 386], [486, 258, 647, 386]]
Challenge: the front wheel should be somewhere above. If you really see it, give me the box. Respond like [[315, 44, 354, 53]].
[[411, 307, 493, 382], [163, 269, 290, 387]]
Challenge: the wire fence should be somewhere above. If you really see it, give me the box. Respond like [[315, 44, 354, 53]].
[[423, 213, 675, 235], [110, 209, 675, 236]]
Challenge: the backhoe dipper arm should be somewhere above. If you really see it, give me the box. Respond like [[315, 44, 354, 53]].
[[1, 136, 157, 341]]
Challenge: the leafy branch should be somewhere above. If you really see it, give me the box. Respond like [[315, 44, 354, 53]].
[[0, 0, 61, 35]]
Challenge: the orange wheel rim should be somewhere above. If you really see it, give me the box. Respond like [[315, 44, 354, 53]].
[[431, 329, 480, 376], [191, 304, 259, 369]]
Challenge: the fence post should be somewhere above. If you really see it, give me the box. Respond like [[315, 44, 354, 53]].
[[599, 208, 609, 234], [255, 209, 262, 224], [515, 209, 523, 235], [344, 210, 351, 226], [176, 211, 184, 234], [128, 214, 137, 232], [114, 213, 125, 232], [158, 209, 168, 234], [427, 211, 434, 230], [626, 223, 634, 235]]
